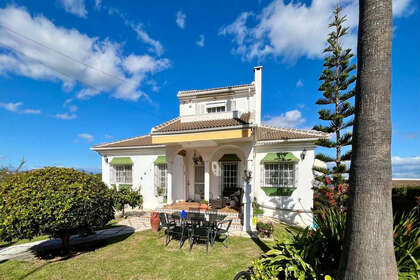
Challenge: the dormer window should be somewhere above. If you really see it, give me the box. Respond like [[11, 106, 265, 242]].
[[206, 101, 227, 113], [207, 106, 225, 113]]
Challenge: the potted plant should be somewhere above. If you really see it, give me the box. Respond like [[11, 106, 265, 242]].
[[200, 199, 208, 209], [256, 220, 274, 238]]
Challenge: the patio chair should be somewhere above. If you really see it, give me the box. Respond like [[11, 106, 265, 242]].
[[212, 219, 232, 247], [188, 223, 212, 253], [160, 213, 186, 248]]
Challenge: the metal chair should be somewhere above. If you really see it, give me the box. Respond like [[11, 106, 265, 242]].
[[212, 219, 232, 247], [160, 213, 186, 248], [188, 223, 212, 253]]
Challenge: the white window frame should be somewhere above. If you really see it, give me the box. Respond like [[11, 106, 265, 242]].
[[154, 163, 168, 196], [261, 162, 296, 188], [206, 101, 227, 113], [111, 165, 132, 184]]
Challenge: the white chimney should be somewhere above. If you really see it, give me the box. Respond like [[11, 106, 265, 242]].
[[254, 66, 262, 125]]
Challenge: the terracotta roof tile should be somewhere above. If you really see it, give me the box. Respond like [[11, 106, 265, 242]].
[[152, 113, 251, 133], [256, 125, 329, 141]]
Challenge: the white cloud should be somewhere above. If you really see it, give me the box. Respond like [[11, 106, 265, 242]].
[[392, 156, 420, 178], [0, 6, 170, 101], [59, 0, 87, 18], [131, 24, 164, 56], [78, 133, 94, 142], [104, 134, 113, 139], [55, 112, 77, 120], [393, 0, 415, 17], [297, 103, 305, 109], [196, 35, 205, 47], [220, 0, 413, 62], [176, 10, 186, 29], [296, 79, 303, 88], [123, 54, 170, 74], [0, 101, 41, 114], [263, 109, 306, 128], [94, 0, 102, 9]]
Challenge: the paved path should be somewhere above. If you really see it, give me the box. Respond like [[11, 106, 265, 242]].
[[0, 219, 148, 262]]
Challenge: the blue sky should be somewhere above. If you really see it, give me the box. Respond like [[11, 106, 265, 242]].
[[0, 0, 418, 177]]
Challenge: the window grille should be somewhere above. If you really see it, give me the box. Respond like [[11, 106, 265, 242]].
[[261, 163, 296, 188], [112, 165, 132, 184], [154, 164, 168, 196]]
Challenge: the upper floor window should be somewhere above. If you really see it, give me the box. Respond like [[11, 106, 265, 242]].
[[207, 106, 226, 113]]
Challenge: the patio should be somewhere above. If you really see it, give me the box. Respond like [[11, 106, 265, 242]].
[[162, 201, 240, 214]]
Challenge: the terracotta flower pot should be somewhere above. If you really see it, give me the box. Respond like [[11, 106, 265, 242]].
[[150, 212, 160, 233], [200, 204, 208, 210]]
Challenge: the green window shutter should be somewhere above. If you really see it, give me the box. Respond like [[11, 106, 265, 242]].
[[219, 154, 241, 162], [154, 155, 167, 165], [109, 157, 133, 166], [260, 152, 299, 163]]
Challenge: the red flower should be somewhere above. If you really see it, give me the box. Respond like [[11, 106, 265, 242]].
[[325, 177, 331, 185], [321, 211, 326, 219], [297, 210, 302, 215]]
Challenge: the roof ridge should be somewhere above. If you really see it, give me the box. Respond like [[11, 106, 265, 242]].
[[178, 83, 254, 95], [259, 125, 329, 136], [93, 134, 150, 148], [152, 117, 180, 130]]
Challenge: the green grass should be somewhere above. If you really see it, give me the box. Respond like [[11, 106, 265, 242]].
[[0, 222, 300, 280], [0, 231, 265, 280]]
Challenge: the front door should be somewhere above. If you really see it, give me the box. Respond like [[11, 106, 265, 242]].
[[194, 164, 204, 200]]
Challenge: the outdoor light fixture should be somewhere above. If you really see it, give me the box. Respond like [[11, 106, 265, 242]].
[[104, 156, 108, 163], [300, 148, 307, 161], [192, 152, 203, 165]]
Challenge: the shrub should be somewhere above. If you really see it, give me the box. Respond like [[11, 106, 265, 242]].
[[252, 198, 264, 216], [251, 243, 318, 280], [200, 199, 208, 205], [113, 184, 143, 217], [392, 185, 420, 215], [293, 207, 346, 276], [313, 183, 349, 211], [256, 221, 274, 238], [0, 167, 114, 251]]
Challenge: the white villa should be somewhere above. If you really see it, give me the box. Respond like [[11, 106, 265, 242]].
[[92, 66, 328, 230]]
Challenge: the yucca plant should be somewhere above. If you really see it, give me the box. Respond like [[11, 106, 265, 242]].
[[393, 208, 420, 279]]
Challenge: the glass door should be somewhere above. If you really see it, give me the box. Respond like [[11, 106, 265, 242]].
[[194, 164, 204, 200]]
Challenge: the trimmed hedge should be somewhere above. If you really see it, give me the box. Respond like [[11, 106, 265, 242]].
[[392, 185, 420, 214], [0, 167, 114, 250]]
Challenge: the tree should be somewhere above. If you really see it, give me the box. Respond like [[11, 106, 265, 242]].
[[338, 0, 397, 279], [113, 185, 143, 217], [313, 6, 356, 187], [0, 167, 114, 251]]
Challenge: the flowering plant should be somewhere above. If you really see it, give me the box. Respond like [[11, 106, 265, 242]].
[[256, 221, 274, 238]]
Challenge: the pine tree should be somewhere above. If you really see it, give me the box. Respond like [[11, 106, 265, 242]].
[[313, 6, 356, 187]]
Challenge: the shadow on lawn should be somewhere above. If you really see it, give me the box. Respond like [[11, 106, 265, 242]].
[[16, 227, 135, 280]]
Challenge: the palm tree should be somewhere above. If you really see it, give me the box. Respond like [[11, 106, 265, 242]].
[[338, 0, 398, 279]]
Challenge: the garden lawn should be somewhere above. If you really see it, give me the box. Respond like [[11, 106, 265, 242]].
[[0, 230, 265, 280]]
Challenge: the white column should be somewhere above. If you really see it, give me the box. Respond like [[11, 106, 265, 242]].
[[167, 161, 173, 204], [204, 160, 210, 201]]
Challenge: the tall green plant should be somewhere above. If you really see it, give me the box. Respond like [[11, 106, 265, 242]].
[[313, 6, 356, 186], [113, 185, 143, 217]]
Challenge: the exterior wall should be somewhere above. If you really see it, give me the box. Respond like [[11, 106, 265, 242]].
[[99, 148, 166, 210], [254, 143, 316, 228], [179, 92, 255, 119]]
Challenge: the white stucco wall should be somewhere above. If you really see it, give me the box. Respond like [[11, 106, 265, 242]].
[[254, 143, 316, 228], [100, 148, 166, 210]]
